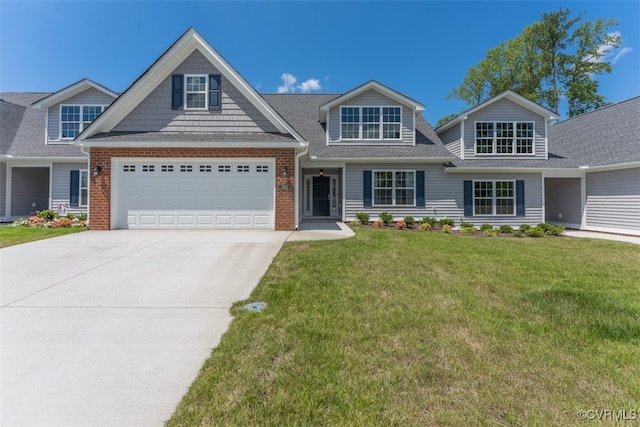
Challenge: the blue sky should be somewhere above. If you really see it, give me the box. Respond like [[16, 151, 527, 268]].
[[1, 1, 638, 124]]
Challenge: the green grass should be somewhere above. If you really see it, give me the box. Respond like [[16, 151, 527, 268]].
[[168, 229, 640, 426], [0, 226, 86, 248]]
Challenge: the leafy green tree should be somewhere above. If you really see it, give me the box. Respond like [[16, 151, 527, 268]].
[[435, 113, 459, 128], [448, 8, 621, 116]]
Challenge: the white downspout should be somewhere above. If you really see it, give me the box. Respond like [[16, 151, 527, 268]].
[[294, 143, 310, 230], [80, 145, 91, 223]]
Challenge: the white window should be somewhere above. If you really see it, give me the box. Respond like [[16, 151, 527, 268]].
[[474, 181, 515, 215], [80, 170, 88, 206], [475, 122, 534, 154], [341, 106, 402, 140], [60, 105, 106, 139], [185, 75, 207, 109], [373, 170, 415, 206]]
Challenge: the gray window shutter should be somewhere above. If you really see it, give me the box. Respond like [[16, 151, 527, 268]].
[[416, 171, 425, 206], [171, 74, 183, 110], [209, 74, 221, 109], [363, 170, 372, 207], [70, 170, 79, 207], [516, 180, 525, 215], [463, 180, 473, 216]]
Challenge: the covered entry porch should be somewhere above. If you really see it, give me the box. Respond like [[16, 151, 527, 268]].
[[300, 167, 342, 220]]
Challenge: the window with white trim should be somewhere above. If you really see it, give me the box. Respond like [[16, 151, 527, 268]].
[[185, 75, 207, 109], [341, 106, 401, 140], [60, 105, 106, 139], [373, 170, 415, 206], [79, 170, 88, 206], [474, 181, 515, 215], [475, 121, 534, 154]]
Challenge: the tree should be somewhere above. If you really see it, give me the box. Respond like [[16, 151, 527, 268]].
[[435, 113, 459, 128], [447, 8, 621, 117]]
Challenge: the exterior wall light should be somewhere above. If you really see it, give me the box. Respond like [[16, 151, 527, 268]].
[[281, 166, 288, 177], [92, 165, 102, 177], [319, 168, 324, 177]]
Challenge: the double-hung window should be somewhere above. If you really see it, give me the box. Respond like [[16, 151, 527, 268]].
[[70, 170, 89, 207], [341, 106, 401, 140], [172, 74, 221, 110], [373, 171, 415, 206], [60, 105, 106, 139], [475, 121, 534, 154], [474, 181, 515, 215]]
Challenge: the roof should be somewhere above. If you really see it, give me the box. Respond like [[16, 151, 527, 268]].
[[548, 96, 640, 168], [435, 90, 559, 132], [0, 92, 86, 158], [78, 28, 304, 144], [31, 79, 117, 109], [264, 94, 454, 160]]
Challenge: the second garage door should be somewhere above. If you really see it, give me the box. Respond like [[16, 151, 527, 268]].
[[113, 159, 275, 229]]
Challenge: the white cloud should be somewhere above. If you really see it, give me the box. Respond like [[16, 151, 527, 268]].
[[300, 78, 321, 93], [277, 73, 322, 93], [277, 73, 297, 93], [611, 47, 633, 64]]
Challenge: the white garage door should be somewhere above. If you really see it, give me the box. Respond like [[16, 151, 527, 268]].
[[113, 159, 275, 229]]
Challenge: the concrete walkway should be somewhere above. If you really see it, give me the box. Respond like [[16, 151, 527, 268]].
[[564, 230, 640, 245]]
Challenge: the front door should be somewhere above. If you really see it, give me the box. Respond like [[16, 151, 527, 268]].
[[312, 176, 331, 216]]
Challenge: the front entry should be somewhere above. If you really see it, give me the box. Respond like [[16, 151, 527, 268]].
[[312, 176, 331, 216]]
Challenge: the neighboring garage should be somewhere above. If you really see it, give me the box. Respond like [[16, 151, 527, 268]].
[[112, 158, 275, 229]]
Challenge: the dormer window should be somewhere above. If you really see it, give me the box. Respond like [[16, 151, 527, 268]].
[[172, 74, 221, 111], [475, 121, 534, 155], [60, 105, 106, 139], [340, 106, 401, 140]]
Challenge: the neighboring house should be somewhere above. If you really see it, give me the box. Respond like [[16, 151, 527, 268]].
[[2, 28, 638, 235], [0, 79, 117, 221]]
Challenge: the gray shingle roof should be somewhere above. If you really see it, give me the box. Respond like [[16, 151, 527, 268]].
[[548, 96, 640, 167], [86, 131, 296, 143], [0, 92, 86, 158], [263, 94, 453, 160]]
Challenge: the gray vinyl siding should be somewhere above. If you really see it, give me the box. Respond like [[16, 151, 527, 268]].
[[113, 50, 280, 133], [585, 168, 640, 234], [345, 163, 543, 226], [545, 178, 582, 227], [47, 88, 115, 143], [438, 124, 462, 158], [52, 163, 89, 214], [327, 90, 414, 144], [463, 98, 547, 160], [10, 167, 50, 216], [0, 162, 6, 217]]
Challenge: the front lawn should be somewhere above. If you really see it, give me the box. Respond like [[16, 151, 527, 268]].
[[0, 226, 86, 248], [168, 229, 640, 426]]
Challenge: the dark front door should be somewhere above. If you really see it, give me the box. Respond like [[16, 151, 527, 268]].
[[312, 176, 331, 216]]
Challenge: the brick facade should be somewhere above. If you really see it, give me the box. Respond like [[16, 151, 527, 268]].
[[89, 147, 296, 231]]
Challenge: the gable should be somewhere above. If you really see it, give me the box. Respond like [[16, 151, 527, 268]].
[[113, 50, 279, 134]]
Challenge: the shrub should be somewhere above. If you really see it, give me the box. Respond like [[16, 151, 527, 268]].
[[480, 223, 494, 232], [483, 228, 497, 237], [37, 209, 57, 221], [396, 220, 407, 230], [460, 226, 478, 236], [459, 222, 474, 228], [419, 223, 432, 232], [513, 230, 524, 238], [519, 224, 532, 232], [536, 223, 554, 233], [350, 220, 361, 227], [526, 227, 544, 237], [355, 212, 370, 225], [404, 216, 415, 228], [77, 213, 88, 221], [379, 212, 393, 225], [419, 217, 437, 226], [545, 224, 566, 236], [373, 219, 383, 228], [439, 218, 455, 227], [498, 224, 514, 234], [442, 224, 453, 233]]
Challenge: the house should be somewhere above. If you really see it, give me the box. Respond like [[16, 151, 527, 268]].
[[1, 28, 638, 236]]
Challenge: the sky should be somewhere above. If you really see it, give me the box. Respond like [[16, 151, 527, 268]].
[[1, 0, 638, 125]]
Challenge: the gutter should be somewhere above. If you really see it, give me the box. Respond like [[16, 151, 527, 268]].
[[294, 143, 310, 231]]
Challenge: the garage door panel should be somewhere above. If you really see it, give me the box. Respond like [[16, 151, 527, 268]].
[[115, 160, 275, 229]]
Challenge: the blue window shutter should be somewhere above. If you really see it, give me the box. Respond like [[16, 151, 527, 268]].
[[516, 180, 525, 215], [171, 74, 183, 110], [209, 74, 221, 109], [363, 170, 372, 207], [70, 170, 79, 207], [416, 171, 425, 206], [463, 180, 473, 216]]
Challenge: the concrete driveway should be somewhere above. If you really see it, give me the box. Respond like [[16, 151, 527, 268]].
[[1, 229, 290, 426]]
